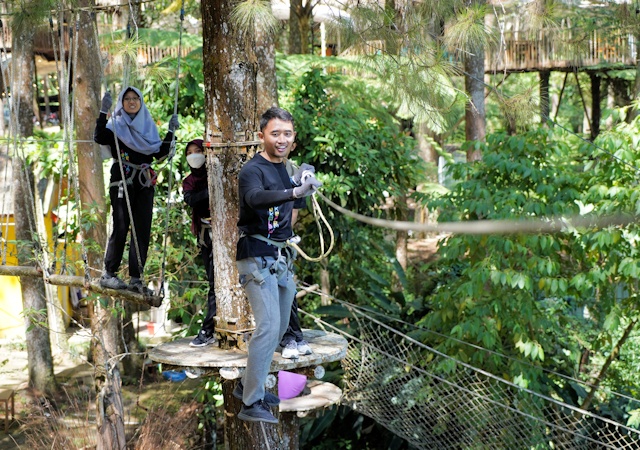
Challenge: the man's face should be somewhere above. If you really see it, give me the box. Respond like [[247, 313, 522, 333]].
[[122, 92, 141, 115], [259, 118, 296, 163]]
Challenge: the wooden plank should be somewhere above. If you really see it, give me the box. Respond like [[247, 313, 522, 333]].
[[279, 380, 342, 414], [148, 329, 348, 373], [0, 265, 162, 307]]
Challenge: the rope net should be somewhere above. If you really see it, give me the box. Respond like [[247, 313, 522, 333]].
[[317, 300, 640, 449]]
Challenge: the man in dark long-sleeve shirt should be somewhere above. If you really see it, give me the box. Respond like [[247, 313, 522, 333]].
[[233, 107, 321, 424]]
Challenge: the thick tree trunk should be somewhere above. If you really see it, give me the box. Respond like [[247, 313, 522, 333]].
[[75, 3, 126, 448], [14, 161, 57, 395], [202, 0, 257, 334], [11, 11, 35, 137], [202, 1, 302, 446], [11, 5, 56, 396], [256, 24, 278, 112]]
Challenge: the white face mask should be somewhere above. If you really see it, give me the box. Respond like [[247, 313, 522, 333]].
[[187, 153, 206, 169]]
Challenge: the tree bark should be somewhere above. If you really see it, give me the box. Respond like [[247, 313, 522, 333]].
[[539, 70, 550, 125], [74, 2, 126, 448], [256, 23, 278, 112], [464, 1, 486, 162], [590, 72, 601, 140], [202, 1, 302, 446], [629, 32, 640, 123], [202, 0, 257, 335], [11, 10, 35, 137], [14, 161, 57, 395], [288, 0, 302, 54], [11, 3, 56, 396]]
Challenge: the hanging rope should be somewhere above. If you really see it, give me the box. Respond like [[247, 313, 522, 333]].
[[0, 18, 12, 265], [288, 192, 335, 262], [158, 0, 185, 298]]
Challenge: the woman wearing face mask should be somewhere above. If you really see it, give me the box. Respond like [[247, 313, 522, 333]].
[[94, 86, 179, 294], [182, 139, 218, 347]]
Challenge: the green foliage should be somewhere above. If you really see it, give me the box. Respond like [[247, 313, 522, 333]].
[[415, 125, 640, 425], [277, 62, 426, 301]]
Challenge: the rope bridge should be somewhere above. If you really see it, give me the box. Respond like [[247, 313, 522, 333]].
[[302, 292, 640, 449]]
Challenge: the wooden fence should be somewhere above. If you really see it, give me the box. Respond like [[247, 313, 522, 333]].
[[487, 29, 636, 72], [340, 29, 637, 73]]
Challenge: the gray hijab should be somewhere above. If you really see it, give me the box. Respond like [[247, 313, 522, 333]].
[[106, 86, 162, 155]]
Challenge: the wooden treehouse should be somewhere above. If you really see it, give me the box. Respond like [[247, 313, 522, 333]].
[[486, 29, 636, 73]]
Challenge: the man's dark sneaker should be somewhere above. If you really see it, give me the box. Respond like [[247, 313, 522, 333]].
[[128, 277, 153, 296], [190, 330, 217, 348], [100, 273, 127, 290], [233, 381, 280, 407], [238, 400, 278, 424], [296, 340, 313, 356]]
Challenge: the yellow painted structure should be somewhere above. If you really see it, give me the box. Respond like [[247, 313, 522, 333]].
[[0, 210, 74, 339]]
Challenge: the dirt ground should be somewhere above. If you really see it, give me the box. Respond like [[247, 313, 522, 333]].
[[0, 238, 443, 449], [0, 322, 204, 450]]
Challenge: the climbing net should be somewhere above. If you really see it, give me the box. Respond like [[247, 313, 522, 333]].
[[307, 298, 640, 449]]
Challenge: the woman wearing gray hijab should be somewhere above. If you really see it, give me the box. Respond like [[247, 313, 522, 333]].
[[94, 86, 179, 294]]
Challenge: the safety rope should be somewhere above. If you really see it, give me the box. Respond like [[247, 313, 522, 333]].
[[288, 192, 335, 262], [47, 13, 71, 275], [158, 0, 185, 298], [317, 192, 637, 235], [65, 14, 92, 285], [0, 18, 12, 265]]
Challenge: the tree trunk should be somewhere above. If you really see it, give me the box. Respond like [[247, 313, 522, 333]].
[[14, 161, 57, 395], [590, 72, 601, 140], [74, 3, 126, 448], [223, 385, 300, 450], [629, 32, 640, 123], [288, 0, 302, 54], [11, 4, 56, 396], [202, 0, 255, 335], [11, 10, 35, 137], [539, 70, 550, 125], [202, 1, 301, 446], [464, 1, 486, 162], [256, 24, 278, 112]]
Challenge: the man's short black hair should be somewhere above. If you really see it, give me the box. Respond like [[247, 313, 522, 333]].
[[260, 107, 294, 132]]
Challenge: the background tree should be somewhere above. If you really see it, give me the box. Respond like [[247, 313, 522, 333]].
[[10, 0, 57, 396]]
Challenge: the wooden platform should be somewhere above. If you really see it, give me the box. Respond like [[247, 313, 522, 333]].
[[148, 329, 348, 375], [279, 380, 342, 414]]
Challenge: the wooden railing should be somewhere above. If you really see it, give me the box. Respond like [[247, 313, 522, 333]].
[[487, 30, 636, 72], [339, 30, 637, 72]]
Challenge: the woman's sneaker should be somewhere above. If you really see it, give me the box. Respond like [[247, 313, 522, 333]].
[[281, 341, 299, 359], [128, 277, 153, 296], [238, 400, 278, 424], [296, 340, 313, 356], [190, 330, 217, 347], [100, 273, 127, 290]]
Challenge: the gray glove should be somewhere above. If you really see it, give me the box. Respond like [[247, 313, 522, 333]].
[[293, 175, 322, 198], [168, 114, 180, 132], [292, 163, 315, 186], [100, 92, 112, 113]]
